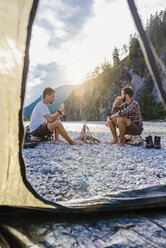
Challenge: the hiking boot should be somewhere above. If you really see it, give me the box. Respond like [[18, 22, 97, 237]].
[[145, 135, 153, 148], [154, 136, 161, 149]]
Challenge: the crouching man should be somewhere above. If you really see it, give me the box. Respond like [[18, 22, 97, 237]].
[[30, 87, 83, 145], [106, 86, 143, 146]]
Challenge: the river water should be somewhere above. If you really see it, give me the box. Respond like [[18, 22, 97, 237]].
[[24, 121, 166, 136]]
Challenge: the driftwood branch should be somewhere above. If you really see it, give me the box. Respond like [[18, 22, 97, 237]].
[[75, 121, 100, 144]]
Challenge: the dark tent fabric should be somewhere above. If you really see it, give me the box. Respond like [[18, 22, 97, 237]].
[[0, 0, 166, 247], [0, 207, 166, 247], [127, 0, 166, 111]]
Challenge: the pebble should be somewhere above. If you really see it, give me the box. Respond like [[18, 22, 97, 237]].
[[79, 180, 88, 191], [53, 184, 60, 189]]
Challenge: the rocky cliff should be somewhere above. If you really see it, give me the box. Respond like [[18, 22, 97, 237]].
[[64, 48, 166, 121]]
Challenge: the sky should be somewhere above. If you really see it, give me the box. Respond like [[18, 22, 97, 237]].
[[24, 0, 166, 106]]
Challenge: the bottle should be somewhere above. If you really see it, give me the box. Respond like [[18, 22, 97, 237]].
[[60, 102, 65, 115]]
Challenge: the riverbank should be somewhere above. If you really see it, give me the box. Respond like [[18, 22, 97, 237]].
[[23, 122, 166, 203]]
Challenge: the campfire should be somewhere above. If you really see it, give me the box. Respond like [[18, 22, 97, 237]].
[[76, 121, 100, 144]]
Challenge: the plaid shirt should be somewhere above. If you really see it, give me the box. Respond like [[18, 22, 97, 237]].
[[113, 99, 143, 129]]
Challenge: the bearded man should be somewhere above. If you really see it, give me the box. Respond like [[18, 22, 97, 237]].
[[106, 86, 143, 146]]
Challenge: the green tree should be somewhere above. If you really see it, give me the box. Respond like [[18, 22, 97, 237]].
[[112, 47, 120, 65], [101, 58, 111, 72], [146, 9, 166, 47], [92, 65, 100, 77], [139, 87, 166, 120], [122, 44, 128, 57], [129, 33, 140, 59]]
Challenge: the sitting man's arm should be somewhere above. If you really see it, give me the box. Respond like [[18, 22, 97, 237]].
[[44, 106, 65, 123], [112, 96, 124, 112], [107, 96, 124, 121], [118, 101, 137, 117], [43, 112, 61, 123], [109, 101, 136, 122]]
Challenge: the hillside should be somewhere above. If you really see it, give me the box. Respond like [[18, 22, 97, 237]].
[[63, 10, 166, 121], [63, 57, 165, 121], [24, 84, 77, 118]]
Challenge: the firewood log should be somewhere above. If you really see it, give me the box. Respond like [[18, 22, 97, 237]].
[[75, 122, 100, 144]]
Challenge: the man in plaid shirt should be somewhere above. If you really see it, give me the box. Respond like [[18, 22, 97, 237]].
[[106, 86, 143, 146]]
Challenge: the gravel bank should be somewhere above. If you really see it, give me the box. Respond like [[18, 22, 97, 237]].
[[23, 126, 166, 203]]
